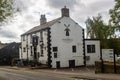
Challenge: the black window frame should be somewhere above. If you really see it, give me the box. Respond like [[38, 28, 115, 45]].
[[41, 49, 44, 57], [23, 36, 25, 41], [54, 52, 57, 58], [23, 47, 26, 52], [30, 46, 32, 56], [53, 47, 58, 52], [72, 45, 76, 53], [87, 45, 95, 53]]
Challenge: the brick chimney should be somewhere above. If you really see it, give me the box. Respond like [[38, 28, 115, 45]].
[[40, 14, 47, 25], [61, 6, 69, 17]]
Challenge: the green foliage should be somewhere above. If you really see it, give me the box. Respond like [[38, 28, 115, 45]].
[[0, 0, 13, 22], [109, 0, 120, 31], [101, 38, 120, 55], [85, 14, 114, 39], [85, 14, 120, 54]]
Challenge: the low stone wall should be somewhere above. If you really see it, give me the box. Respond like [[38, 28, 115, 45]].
[[95, 61, 120, 74]]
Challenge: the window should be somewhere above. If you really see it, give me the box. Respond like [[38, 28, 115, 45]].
[[40, 31, 43, 42], [23, 47, 26, 52], [54, 53, 57, 58], [41, 49, 44, 57], [53, 47, 58, 52], [23, 36, 25, 41], [87, 45, 95, 53], [30, 35, 32, 43], [72, 45, 76, 53], [30, 46, 32, 56], [53, 47, 58, 58]]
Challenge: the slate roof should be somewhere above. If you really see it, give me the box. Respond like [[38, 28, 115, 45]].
[[22, 17, 62, 36]]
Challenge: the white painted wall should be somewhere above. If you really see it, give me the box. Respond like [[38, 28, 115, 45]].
[[20, 17, 101, 68], [20, 30, 48, 64], [38, 30, 48, 64], [85, 40, 100, 66], [21, 35, 27, 60], [50, 17, 84, 68]]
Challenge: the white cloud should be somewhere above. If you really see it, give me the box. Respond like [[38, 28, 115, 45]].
[[0, 0, 115, 43]]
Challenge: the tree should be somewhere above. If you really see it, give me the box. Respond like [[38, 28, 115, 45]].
[[85, 14, 114, 39], [0, 0, 13, 22], [109, 0, 120, 32]]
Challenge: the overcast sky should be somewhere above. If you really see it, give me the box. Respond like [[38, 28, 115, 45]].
[[0, 0, 115, 43]]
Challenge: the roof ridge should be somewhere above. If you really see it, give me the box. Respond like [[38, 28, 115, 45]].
[[21, 17, 62, 36]]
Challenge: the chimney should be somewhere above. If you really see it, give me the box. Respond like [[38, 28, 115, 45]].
[[40, 14, 47, 25], [61, 6, 69, 17]]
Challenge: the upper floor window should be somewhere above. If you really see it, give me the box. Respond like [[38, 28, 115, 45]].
[[30, 46, 32, 56], [30, 35, 32, 43], [87, 45, 95, 53], [53, 47, 58, 52], [72, 45, 76, 53], [23, 36, 25, 41], [23, 47, 26, 52]]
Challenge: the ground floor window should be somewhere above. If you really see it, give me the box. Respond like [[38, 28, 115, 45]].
[[54, 53, 57, 58], [87, 45, 95, 53]]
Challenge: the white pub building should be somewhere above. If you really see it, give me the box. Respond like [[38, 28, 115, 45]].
[[19, 7, 100, 68]]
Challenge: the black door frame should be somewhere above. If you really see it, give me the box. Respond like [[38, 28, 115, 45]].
[[56, 61, 60, 69], [69, 60, 75, 68]]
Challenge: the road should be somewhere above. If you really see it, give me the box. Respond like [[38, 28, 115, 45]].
[[0, 68, 72, 80], [0, 67, 119, 80]]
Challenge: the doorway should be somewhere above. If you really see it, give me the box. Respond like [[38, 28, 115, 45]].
[[56, 61, 60, 68], [69, 60, 75, 68]]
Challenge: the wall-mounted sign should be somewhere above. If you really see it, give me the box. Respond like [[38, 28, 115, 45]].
[[64, 24, 70, 36]]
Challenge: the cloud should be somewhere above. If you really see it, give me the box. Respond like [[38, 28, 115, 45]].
[[0, 0, 115, 43], [88, 0, 114, 13], [46, 0, 81, 10], [71, 0, 114, 28], [0, 29, 17, 38], [13, 0, 33, 12]]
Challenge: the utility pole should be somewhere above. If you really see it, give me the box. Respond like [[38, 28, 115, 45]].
[[113, 49, 117, 73], [100, 45, 104, 73]]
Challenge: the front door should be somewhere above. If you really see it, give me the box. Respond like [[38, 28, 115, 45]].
[[69, 60, 75, 68], [56, 61, 60, 68]]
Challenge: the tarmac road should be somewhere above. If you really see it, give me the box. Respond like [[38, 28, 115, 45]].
[[0, 68, 71, 80], [0, 67, 119, 80]]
